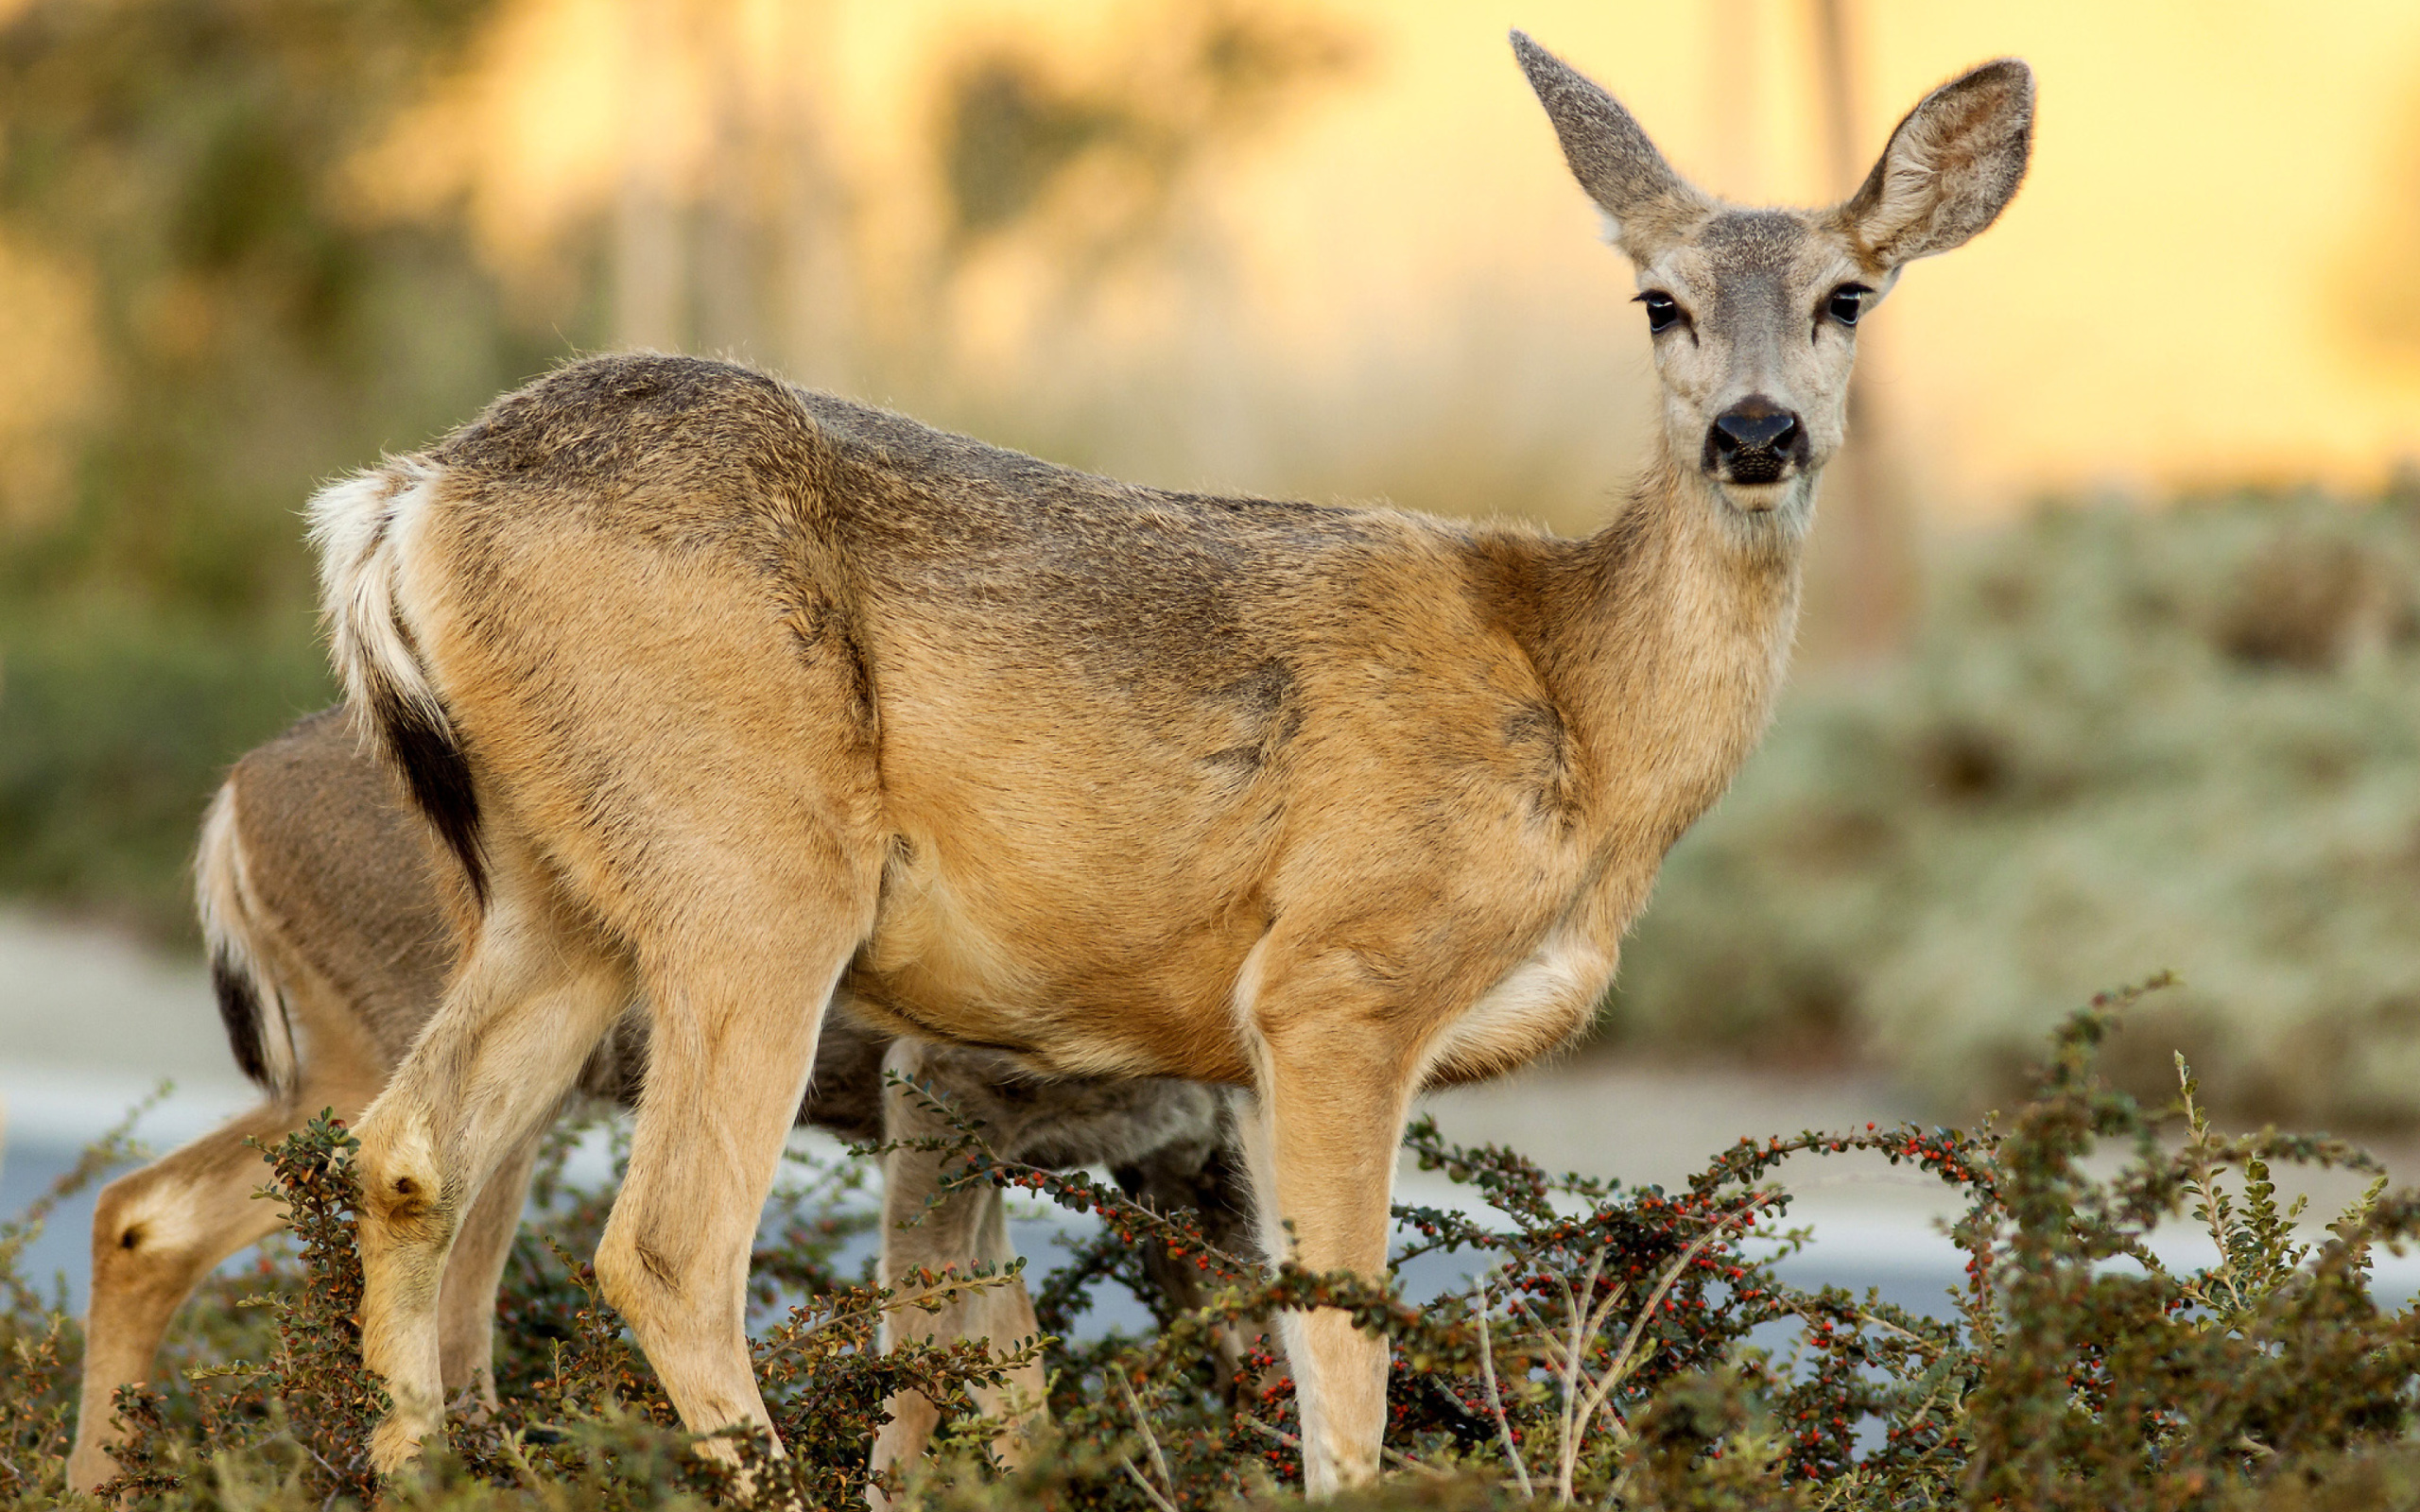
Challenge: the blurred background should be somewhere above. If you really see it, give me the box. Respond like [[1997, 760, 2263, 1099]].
[[6, 0, 2420, 1231]]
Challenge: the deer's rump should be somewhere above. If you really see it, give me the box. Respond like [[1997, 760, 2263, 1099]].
[[218, 706, 884, 1143]]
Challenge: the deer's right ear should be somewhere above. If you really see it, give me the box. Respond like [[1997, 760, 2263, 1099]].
[[1512, 30, 1703, 257]]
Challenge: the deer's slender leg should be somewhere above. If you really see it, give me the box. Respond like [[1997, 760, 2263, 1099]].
[[1232, 993, 1415, 1498], [435, 1126, 544, 1412], [69, 1098, 332, 1491], [588, 851, 880, 1461], [71, 1017, 388, 1496], [869, 1040, 1047, 1498], [1114, 1138, 1258, 1399], [353, 890, 630, 1473]]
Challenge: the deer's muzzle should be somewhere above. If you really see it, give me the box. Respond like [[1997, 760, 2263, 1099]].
[[1703, 397, 1806, 487]]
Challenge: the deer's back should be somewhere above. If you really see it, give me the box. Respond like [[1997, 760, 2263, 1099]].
[[413, 355, 1600, 1083]]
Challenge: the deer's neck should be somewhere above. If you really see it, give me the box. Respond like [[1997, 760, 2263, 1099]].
[[1531, 454, 1807, 868]]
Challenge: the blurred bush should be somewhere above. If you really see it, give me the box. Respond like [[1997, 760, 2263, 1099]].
[[0, 0, 577, 939], [1611, 486, 2420, 1130], [16, 996, 2420, 1507], [0, 598, 331, 936]]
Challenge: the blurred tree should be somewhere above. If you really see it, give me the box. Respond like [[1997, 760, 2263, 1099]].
[[0, 0, 573, 618], [0, 0, 591, 934], [932, 0, 1360, 271], [2339, 53, 2420, 377], [912, 0, 1362, 479], [1799, 0, 1916, 663]]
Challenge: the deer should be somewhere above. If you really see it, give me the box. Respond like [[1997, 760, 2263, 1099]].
[[302, 32, 2031, 1495], [66, 707, 1253, 1495]]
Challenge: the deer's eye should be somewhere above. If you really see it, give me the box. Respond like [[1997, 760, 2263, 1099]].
[[1635, 291, 1682, 335], [1824, 284, 1871, 329]]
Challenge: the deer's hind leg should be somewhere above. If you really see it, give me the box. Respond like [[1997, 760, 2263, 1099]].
[[869, 1043, 1049, 1497], [70, 983, 390, 1493], [351, 857, 631, 1473], [386, 485, 884, 1463], [592, 837, 880, 1460]]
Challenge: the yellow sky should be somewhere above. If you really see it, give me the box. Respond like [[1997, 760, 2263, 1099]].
[[1195, 0, 2420, 512], [368, 0, 2420, 520]]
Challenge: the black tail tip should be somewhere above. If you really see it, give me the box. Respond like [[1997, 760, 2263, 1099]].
[[369, 685, 489, 907], [210, 949, 276, 1092]]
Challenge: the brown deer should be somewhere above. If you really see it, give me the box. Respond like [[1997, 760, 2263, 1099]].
[[304, 32, 2031, 1493], [66, 708, 1249, 1494]]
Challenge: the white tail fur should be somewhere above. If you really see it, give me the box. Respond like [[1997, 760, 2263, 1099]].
[[307, 461, 445, 742], [305, 459, 489, 902]]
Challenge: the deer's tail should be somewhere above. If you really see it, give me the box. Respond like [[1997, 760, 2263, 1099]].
[[306, 458, 488, 905], [194, 782, 301, 1101]]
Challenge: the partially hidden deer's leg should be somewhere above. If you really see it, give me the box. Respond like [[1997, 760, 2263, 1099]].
[[593, 893, 869, 1464], [436, 1127, 544, 1413], [869, 1040, 1048, 1498], [70, 1041, 385, 1493], [69, 1103, 314, 1491], [1232, 967, 1417, 1498], [1114, 1135, 1259, 1398], [353, 885, 630, 1473]]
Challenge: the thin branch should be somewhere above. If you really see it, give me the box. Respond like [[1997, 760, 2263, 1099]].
[[1116, 1372, 1174, 1494], [1476, 1279, 1536, 1497], [1782, 1301, 1942, 1358], [1554, 1246, 1609, 1501], [754, 1267, 1020, 1366], [1236, 1415, 1445, 1479], [1564, 1194, 1776, 1478], [1119, 1456, 1181, 1512], [1599, 1194, 1772, 1401]]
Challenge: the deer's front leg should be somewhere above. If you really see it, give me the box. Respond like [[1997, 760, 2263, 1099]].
[[1231, 981, 1418, 1498]]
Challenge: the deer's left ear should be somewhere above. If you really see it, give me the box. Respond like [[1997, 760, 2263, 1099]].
[[1838, 60, 2033, 268]]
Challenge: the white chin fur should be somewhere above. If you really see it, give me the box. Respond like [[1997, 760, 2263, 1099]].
[[1716, 478, 1794, 513]]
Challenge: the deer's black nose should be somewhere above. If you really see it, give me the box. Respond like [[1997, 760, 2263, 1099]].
[[1710, 400, 1800, 455], [1703, 396, 1805, 485]]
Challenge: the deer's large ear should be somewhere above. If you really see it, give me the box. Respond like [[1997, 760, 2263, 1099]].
[[1839, 60, 2033, 267], [1512, 31, 1704, 257]]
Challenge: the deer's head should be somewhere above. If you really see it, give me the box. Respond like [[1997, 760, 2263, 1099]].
[[1515, 32, 2032, 526]]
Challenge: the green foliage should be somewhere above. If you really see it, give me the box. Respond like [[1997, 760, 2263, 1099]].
[[0, 0, 559, 611], [0, 0, 587, 935], [9, 987, 2420, 1508], [0, 600, 333, 938], [1613, 488, 2420, 1128]]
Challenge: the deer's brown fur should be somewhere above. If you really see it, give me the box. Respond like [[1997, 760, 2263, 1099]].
[[67, 710, 1248, 1494], [308, 34, 2031, 1493]]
